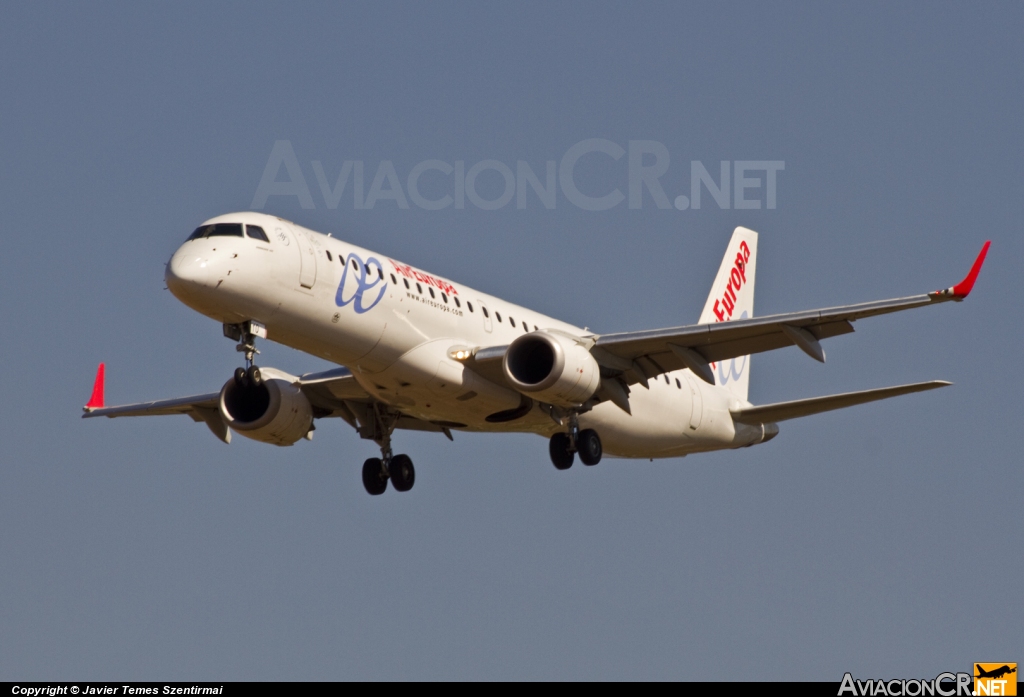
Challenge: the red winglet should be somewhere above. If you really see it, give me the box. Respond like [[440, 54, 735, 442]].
[[951, 240, 991, 298], [85, 363, 105, 409]]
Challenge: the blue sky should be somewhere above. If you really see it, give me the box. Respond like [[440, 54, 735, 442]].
[[0, 2, 1020, 680]]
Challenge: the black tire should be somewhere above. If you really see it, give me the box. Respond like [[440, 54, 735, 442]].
[[362, 457, 388, 496], [549, 432, 574, 470], [246, 365, 262, 386], [577, 429, 602, 466], [389, 454, 415, 492], [234, 366, 248, 387]]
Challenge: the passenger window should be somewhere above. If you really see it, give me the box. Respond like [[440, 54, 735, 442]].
[[377, 268, 383, 280], [454, 297, 460, 308], [416, 283, 423, 294], [496, 312, 502, 323], [523, 324, 529, 333], [482, 307, 488, 318], [534, 325, 539, 332], [390, 274, 397, 284], [664, 375, 670, 384], [468, 302, 474, 313], [404, 279, 410, 289], [509, 317, 516, 327], [675, 378, 681, 389], [245, 225, 270, 242], [429, 287, 435, 298], [325, 250, 333, 261], [441, 292, 448, 303], [351, 259, 358, 271]]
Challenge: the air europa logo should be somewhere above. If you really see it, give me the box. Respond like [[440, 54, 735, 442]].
[[717, 311, 749, 385], [387, 259, 459, 296], [335, 252, 387, 314], [712, 240, 751, 322]]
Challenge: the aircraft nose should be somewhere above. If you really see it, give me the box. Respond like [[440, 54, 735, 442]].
[[165, 245, 213, 295]]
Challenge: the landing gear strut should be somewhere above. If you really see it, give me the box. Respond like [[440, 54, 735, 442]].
[[548, 412, 602, 470], [359, 404, 416, 496], [225, 321, 266, 386]]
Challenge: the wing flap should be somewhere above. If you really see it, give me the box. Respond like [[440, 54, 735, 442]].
[[730, 380, 951, 425], [298, 366, 373, 414]]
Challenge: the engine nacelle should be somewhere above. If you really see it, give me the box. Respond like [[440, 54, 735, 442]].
[[219, 367, 314, 446], [503, 331, 601, 407]]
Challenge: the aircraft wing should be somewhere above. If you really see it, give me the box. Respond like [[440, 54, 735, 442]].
[[82, 380, 231, 442], [82, 365, 374, 419], [590, 241, 990, 386], [80, 363, 449, 442], [83, 393, 220, 418]]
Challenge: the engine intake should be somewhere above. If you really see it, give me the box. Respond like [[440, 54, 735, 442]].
[[219, 367, 313, 446], [503, 331, 600, 407]]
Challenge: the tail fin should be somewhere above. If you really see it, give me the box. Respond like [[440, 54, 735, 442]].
[[698, 227, 758, 401]]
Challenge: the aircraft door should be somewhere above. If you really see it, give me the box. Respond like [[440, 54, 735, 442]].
[[685, 374, 703, 430], [289, 225, 317, 289]]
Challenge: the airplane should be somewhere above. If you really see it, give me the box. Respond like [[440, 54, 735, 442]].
[[976, 665, 1017, 680], [82, 212, 990, 496]]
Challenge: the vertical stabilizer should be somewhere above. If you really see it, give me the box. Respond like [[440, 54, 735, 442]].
[[698, 227, 758, 401]]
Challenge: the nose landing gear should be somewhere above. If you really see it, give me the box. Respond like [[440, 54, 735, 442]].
[[224, 321, 268, 388], [233, 365, 263, 387], [224, 320, 266, 375]]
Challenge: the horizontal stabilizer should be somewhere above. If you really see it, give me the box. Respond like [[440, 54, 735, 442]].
[[731, 380, 951, 425]]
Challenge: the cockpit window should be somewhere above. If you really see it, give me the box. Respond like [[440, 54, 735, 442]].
[[188, 223, 243, 240], [246, 225, 270, 242]]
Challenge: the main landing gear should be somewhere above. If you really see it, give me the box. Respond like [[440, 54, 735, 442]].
[[548, 413, 602, 470], [360, 405, 415, 496], [362, 453, 415, 496]]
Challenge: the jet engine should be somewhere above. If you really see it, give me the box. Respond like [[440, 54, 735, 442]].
[[502, 331, 600, 407], [219, 367, 313, 446]]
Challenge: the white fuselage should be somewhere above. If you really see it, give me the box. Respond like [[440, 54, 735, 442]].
[[165, 212, 767, 458]]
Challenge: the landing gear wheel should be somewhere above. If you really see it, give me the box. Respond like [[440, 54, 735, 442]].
[[362, 457, 388, 496], [234, 367, 248, 387], [549, 432, 574, 470], [389, 454, 415, 492], [577, 429, 602, 466], [246, 365, 262, 386]]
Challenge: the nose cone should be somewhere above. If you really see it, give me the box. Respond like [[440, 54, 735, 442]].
[[166, 245, 214, 300]]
